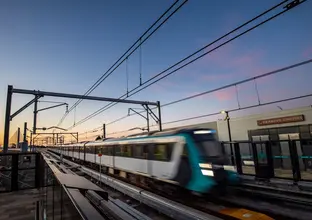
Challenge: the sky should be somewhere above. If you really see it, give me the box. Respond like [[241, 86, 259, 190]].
[[1, 0, 312, 144]]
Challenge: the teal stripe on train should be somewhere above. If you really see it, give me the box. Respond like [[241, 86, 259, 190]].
[[181, 134, 216, 192]]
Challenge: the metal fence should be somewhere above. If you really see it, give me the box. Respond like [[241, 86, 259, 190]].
[[0, 152, 47, 192]]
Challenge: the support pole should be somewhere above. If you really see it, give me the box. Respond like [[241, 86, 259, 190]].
[[33, 96, 38, 134], [17, 127, 20, 148], [30, 132, 33, 146], [146, 106, 150, 132], [3, 85, 13, 152], [157, 101, 162, 131], [225, 111, 234, 165], [23, 122, 27, 143], [103, 124, 106, 139]]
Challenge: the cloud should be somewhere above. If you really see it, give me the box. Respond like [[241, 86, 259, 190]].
[[214, 90, 233, 101], [303, 47, 312, 58], [197, 44, 267, 82]]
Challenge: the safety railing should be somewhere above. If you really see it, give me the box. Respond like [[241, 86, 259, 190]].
[[0, 152, 46, 192], [222, 139, 312, 183]]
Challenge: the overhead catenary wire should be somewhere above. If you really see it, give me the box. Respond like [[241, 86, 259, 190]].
[[83, 58, 312, 133], [68, 0, 304, 129], [104, 92, 312, 137], [56, 0, 188, 126]]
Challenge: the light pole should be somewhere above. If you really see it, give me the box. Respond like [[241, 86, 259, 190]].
[[221, 110, 234, 164]]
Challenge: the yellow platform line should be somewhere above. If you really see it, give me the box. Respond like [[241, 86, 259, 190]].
[[220, 208, 274, 220]]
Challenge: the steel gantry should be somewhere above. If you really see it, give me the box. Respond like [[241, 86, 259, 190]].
[[3, 85, 162, 152]]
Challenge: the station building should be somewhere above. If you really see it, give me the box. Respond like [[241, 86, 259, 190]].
[[176, 106, 312, 142], [217, 106, 312, 142], [174, 106, 312, 179]]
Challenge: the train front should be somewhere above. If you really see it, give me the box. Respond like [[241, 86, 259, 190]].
[[189, 129, 240, 193]]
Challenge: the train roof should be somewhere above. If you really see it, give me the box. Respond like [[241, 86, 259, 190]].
[[57, 128, 216, 147], [125, 127, 214, 136]]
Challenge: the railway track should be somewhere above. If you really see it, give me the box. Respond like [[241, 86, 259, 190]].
[[46, 150, 283, 220]]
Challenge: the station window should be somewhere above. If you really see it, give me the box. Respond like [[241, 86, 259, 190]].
[[278, 126, 299, 134]]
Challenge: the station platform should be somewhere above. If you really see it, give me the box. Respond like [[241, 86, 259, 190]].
[[0, 189, 39, 220], [0, 151, 105, 219]]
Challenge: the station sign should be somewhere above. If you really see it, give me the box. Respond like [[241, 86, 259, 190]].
[[257, 115, 305, 126]]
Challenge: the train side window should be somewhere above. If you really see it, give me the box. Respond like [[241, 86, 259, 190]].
[[143, 145, 149, 159], [182, 145, 188, 156], [167, 144, 173, 159], [120, 145, 126, 157], [115, 145, 121, 156], [108, 146, 114, 156], [92, 146, 96, 154], [133, 145, 146, 159], [102, 146, 108, 155], [86, 146, 93, 154], [127, 145, 132, 157], [120, 145, 131, 157], [154, 143, 174, 161], [96, 146, 102, 154]]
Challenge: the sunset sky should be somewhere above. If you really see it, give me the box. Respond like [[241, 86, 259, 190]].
[[1, 0, 312, 144]]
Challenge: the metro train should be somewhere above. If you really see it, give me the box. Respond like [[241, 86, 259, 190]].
[[51, 128, 240, 194]]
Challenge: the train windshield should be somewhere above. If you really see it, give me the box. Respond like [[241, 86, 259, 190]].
[[192, 130, 223, 157]]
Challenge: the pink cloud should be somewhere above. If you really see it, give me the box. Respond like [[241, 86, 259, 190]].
[[214, 90, 233, 101], [197, 44, 267, 82], [303, 47, 312, 58]]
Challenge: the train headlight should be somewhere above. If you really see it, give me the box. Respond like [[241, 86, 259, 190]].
[[199, 163, 212, 169], [223, 165, 236, 172], [201, 169, 214, 176]]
